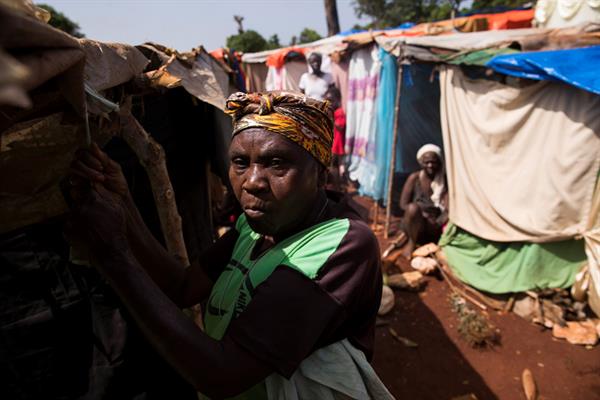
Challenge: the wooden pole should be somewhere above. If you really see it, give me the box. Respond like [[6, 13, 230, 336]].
[[119, 112, 189, 267], [384, 63, 403, 239]]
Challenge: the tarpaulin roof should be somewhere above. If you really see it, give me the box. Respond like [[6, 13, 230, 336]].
[[0, 2, 86, 120], [81, 40, 149, 92], [241, 35, 343, 63], [242, 9, 535, 64], [139, 43, 231, 110], [375, 27, 542, 58], [265, 47, 307, 68], [375, 22, 600, 65], [487, 45, 600, 95]]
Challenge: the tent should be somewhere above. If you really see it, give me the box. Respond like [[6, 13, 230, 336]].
[[380, 25, 600, 315]]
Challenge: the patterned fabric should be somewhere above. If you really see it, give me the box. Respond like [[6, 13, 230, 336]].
[[225, 91, 334, 166]]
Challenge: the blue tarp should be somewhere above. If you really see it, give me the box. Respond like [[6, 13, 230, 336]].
[[338, 22, 415, 37], [392, 22, 416, 30], [487, 45, 600, 95]]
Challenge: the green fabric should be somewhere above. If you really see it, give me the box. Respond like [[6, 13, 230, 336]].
[[442, 47, 519, 66], [439, 224, 586, 293], [202, 215, 350, 400]]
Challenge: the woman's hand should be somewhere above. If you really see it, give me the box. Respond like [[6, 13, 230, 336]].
[[70, 142, 130, 200]]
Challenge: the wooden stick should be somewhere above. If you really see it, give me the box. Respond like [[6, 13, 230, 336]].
[[119, 112, 189, 267], [384, 63, 403, 239], [118, 101, 204, 329], [433, 251, 488, 310], [434, 250, 509, 311], [436, 261, 488, 311]]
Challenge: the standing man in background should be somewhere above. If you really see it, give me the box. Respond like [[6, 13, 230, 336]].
[[299, 52, 333, 101]]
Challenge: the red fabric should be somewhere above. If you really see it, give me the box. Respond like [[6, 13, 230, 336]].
[[332, 107, 346, 156], [266, 47, 308, 69], [485, 9, 534, 30], [210, 48, 225, 60]]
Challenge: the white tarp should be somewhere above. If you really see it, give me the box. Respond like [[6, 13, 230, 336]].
[[439, 66, 600, 243]]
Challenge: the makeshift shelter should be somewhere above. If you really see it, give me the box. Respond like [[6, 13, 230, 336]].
[[0, 2, 234, 398], [383, 27, 600, 314]]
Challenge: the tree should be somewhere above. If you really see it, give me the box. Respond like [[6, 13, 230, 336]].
[[298, 28, 322, 44], [354, 0, 443, 27], [226, 30, 269, 53], [470, 0, 530, 11], [37, 3, 84, 37], [353, 0, 530, 27], [234, 15, 245, 33], [324, 0, 341, 36], [267, 34, 281, 50]]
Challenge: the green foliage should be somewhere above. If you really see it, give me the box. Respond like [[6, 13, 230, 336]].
[[353, 0, 530, 27], [226, 30, 269, 53], [298, 28, 322, 44], [471, 0, 530, 10], [449, 294, 500, 348], [354, 0, 438, 28], [37, 3, 84, 37], [429, 2, 453, 21], [267, 34, 281, 50]]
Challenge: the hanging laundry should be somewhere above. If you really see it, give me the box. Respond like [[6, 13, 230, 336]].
[[344, 44, 381, 195], [370, 48, 399, 203]]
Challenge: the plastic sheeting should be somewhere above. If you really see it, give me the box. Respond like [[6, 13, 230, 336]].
[[487, 45, 600, 95]]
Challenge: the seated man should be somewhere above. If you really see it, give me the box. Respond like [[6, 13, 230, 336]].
[[400, 144, 448, 256]]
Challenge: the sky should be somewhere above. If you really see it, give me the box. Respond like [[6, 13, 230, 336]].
[[39, 0, 371, 51]]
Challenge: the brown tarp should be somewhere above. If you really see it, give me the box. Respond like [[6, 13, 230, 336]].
[[81, 39, 149, 92], [0, 113, 81, 233], [0, 48, 30, 108], [0, 3, 86, 117], [139, 43, 231, 110]]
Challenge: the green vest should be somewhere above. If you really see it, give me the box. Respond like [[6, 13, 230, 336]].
[[203, 214, 350, 399]]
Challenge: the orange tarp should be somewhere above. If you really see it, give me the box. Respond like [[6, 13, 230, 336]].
[[485, 9, 533, 30], [383, 8, 534, 38], [266, 47, 308, 68]]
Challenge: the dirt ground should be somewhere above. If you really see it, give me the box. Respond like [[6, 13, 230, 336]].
[[355, 196, 600, 400]]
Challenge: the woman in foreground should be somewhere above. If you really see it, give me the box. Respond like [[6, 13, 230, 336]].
[[69, 91, 393, 399]]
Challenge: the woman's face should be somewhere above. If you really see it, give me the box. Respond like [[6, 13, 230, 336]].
[[229, 128, 322, 237], [420, 152, 441, 178]]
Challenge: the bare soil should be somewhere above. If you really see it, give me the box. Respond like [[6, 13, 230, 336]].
[[356, 196, 600, 400]]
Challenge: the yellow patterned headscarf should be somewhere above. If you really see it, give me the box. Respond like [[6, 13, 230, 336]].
[[225, 91, 334, 166]]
